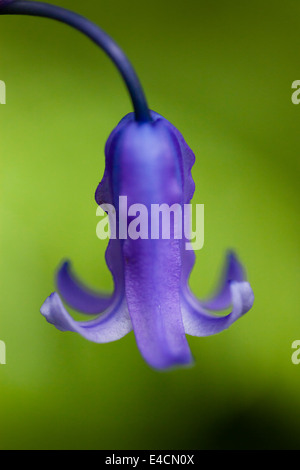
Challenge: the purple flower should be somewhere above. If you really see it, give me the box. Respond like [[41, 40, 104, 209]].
[[1, 1, 254, 370], [41, 111, 254, 370]]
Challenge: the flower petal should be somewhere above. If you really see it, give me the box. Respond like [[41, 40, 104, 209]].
[[42, 234, 131, 342], [152, 111, 196, 204], [124, 238, 194, 370], [40, 292, 132, 343], [182, 280, 254, 336], [201, 251, 245, 311], [111, 118, 194, 369], [56, 261, 111, 314]]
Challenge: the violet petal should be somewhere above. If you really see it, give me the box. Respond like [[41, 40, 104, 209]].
[[57, 261, 111, 314], [41, 292, 132, 343], [182, 280, 254, 337]]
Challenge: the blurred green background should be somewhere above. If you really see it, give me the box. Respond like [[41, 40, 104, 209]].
[[0, 0, 299, 450]]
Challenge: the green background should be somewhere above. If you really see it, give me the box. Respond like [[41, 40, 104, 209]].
[[0, 0, 299, 449]]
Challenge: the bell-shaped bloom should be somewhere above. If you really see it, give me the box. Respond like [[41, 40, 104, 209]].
[[0, 0, 254, 369], [41, 111, 254, 370]]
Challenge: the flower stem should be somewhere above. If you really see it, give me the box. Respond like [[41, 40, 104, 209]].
[[0, 0, 152, 122]]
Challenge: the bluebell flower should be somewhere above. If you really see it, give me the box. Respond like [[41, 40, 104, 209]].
[[1, 1, 254, 370], [40, 111, 254, 370]]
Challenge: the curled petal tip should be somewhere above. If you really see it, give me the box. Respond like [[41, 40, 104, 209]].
[[56, 260, 112, 315], [231, 280, 254, 316], [41, 292, 132, 343], [182, 279, 254, 337], [40, 292, 67, 332], [200, 250, 246, 311], [227, 251, 245, 280]]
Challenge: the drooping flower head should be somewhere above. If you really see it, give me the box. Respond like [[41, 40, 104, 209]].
[[40, 110, 254, 369], [1, 1, 254, 370]]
